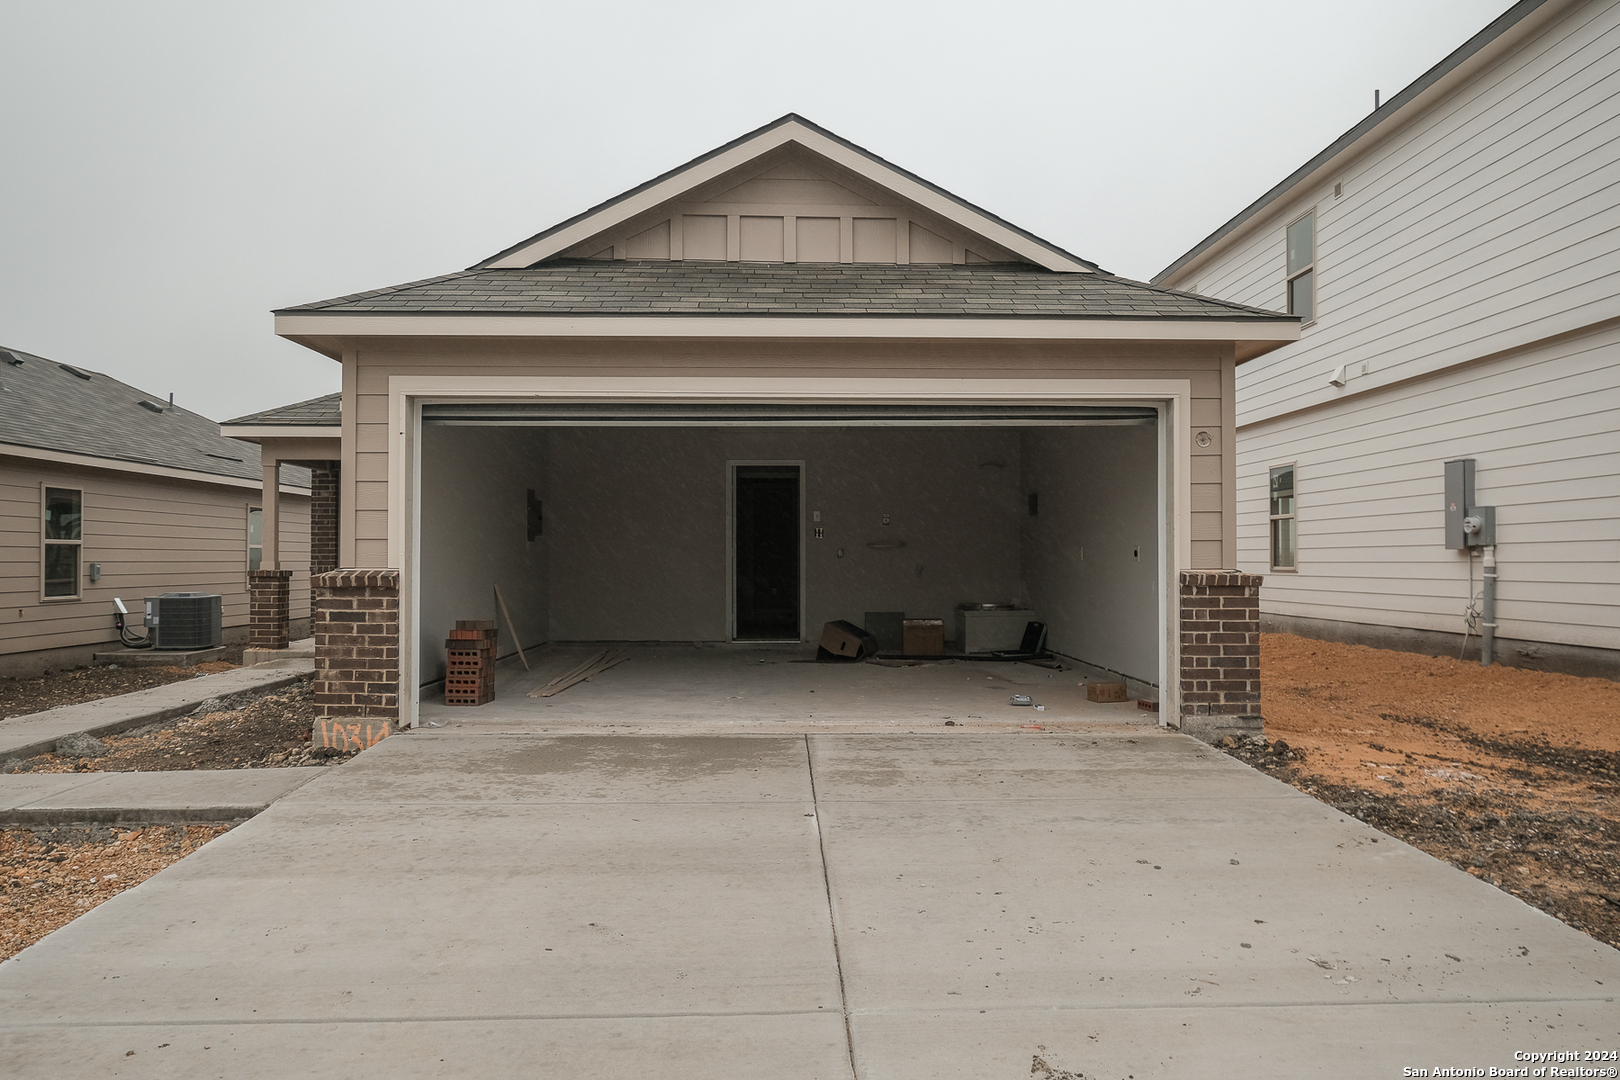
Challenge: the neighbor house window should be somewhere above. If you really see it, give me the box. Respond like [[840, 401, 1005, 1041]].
[[43, 486, 82, 598], [1286, 210, 1315, 323], [1269, 465, 1296, 571], [248, 507, 263, 571]]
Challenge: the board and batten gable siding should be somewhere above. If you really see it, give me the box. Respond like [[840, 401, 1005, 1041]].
[[341, 337, 1236, 571], [0, 455, 311, 656], [1236, 322, 1619, 652], [1168, 0, 1620, 428]]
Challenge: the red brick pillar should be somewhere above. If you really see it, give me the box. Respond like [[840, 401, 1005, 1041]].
[[248, 569, 293, 650], [311, 569, 399, 751], [1178, 570, 1263, 741]]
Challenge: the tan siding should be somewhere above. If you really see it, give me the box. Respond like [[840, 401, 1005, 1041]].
[[0, 456, 311, 656], [342, 338, 1234, 572], [1190, 398, 1223, 426], [1191, 483, 1223, 513], [1191, 540, 1223, 567]]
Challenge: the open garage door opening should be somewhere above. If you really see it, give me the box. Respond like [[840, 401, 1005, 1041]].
[[413, 404, 1164, 726]]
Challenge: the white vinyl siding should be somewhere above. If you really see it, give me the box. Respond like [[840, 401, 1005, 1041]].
[[1176, 2, 1620, 428], [1234, 325, 1620, 651], [1161, 0, 1620, 657]]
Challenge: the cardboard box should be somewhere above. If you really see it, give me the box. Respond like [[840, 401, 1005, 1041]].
[[903, 618, 945, 656], [819, 620, 879, 660], [1085, 681, 1128, 703], [863, 611, 905, 655]]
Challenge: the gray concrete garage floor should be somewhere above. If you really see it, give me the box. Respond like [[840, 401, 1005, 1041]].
[[420, 644, 1152, 733], [2, 731, 1616, 1078]]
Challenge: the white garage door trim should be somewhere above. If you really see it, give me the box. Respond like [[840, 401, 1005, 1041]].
[[388, 375, 1194, 730]]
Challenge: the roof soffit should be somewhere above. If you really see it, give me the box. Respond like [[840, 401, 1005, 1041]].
[[477, 115, 1098, 274]]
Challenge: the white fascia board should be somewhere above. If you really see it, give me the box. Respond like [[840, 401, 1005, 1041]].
[[220, 425, 342, 441], [483, 120, 1092, 273], [276, 313, 1298, 345], [0, 443, 312, 494], [388, 373, 1194, 404]]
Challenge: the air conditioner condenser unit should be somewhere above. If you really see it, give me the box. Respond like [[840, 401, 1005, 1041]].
[[143, 592, 223, 650]]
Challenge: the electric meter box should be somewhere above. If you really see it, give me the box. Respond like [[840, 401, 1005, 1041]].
[[1462, 505, 1496, 547], [1444, 459, 1474, 550]]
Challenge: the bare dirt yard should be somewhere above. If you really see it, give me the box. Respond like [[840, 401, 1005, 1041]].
[[2, 824, 227, 960], [1224, 633, 1620, 951], [0, 647, 246, 720], [1, 678, 340, 774]]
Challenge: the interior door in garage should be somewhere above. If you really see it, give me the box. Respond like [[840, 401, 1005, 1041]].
[[733, 463, 801, 640]]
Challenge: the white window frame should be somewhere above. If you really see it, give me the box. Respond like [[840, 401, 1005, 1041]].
[[1268, 463, 1297, 573], [41, 484, 83, 601], [1286, 209, 1316, 325], [248, 505, 264, 575]]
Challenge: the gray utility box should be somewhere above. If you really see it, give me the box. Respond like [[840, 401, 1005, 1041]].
[[1445, 458, 1475, 550], [144, 593, 223, 650], [1444, 458, 1496, 548]]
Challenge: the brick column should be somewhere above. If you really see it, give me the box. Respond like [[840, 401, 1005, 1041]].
[[1178, 570, 1263, 741], [309, 463, 339, 575], [248, 569, 292, 650], [312, 569, 399, 751]]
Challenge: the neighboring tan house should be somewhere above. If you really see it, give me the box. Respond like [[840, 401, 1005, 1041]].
[[245, 115, 1299, 743], [1154, 0, 1618, 678], [0, 346, 312, 678]]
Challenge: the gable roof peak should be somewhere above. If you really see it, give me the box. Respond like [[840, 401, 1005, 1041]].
[[475, 115, 1101, 274]]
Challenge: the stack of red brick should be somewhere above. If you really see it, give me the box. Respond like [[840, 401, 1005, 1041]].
[[445, 620, 497, 706]]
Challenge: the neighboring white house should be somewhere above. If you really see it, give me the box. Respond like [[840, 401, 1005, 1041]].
[[1154, 0, 1618, 678], [0, 345, 313, 678]]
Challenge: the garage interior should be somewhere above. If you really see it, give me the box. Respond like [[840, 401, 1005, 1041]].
[[415, 405, 1164, 727]]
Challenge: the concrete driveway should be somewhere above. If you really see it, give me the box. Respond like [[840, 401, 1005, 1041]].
[[2, 730, 1616, 1078]]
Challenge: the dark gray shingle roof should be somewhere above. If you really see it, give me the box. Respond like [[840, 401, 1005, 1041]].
[[223, 392, 341, 428], [0, 346, 309, 488], [278, 262, 1291, 321]]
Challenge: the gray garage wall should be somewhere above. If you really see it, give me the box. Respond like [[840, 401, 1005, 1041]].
[[419, 427, 550, 682], [1021, 425, 1159, 683], [545, 427, 1026, 642]]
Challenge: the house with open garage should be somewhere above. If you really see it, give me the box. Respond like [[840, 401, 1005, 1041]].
[[240, 115, 1298, 745], [0, 345, 312, 678], [1153, 0, 1618, 678]]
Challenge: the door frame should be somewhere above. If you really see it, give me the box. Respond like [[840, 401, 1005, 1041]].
[[726, 459, 806, 643]]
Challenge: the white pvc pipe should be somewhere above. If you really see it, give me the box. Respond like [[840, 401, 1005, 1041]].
[[1481, 544, 1497, 667]]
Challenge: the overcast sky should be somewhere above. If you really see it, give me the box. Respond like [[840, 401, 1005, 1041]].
[[1, 0, 1508, 421]]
